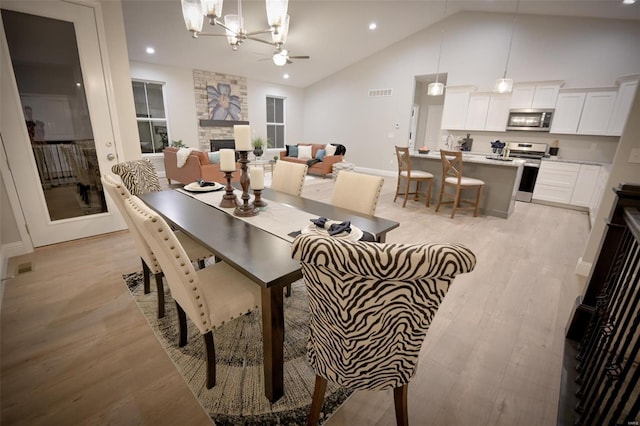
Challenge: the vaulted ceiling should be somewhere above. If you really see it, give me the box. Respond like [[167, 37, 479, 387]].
[[122, 0, 640, 88]]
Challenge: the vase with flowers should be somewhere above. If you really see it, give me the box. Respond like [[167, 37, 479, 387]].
[[252, 137, 264, 158], [490, 140, 505, 156]]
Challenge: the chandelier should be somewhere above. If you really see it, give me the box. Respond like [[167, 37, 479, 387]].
[[181, 0, 289, 51]]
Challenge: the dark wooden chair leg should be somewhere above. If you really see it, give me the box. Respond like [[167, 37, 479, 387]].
[[142, 258, 151, 294], [203, 331, 216, 389], [176, 302, 188, 347], [307, 375, 328, 426], [393, 384, 409, 426], [285, 283, 292, 297], [155, 272, 165, 319]]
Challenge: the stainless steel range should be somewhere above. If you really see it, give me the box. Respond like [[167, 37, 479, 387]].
[[507, 142, 548, 202]]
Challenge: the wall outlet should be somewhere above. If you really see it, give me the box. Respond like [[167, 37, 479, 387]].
[[629, 148, 640, 164]]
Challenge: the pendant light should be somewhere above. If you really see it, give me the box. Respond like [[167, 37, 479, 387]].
[[495, 0, 519, 93], [428, 0, 447, 96]]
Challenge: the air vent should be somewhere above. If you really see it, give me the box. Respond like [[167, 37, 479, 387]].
[[368, 88, 393, 97]]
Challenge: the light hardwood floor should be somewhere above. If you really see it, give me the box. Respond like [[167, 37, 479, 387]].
[[1, 175, 588, 425]]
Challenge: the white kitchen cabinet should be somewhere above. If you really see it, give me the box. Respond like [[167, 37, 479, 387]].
[[570, 164, 601, 207], [484, 95, 511, 131], [550, 92, 586, 134], [577, 91, 617, 135], [465, 94, 490, 131], [441, 87, 472, 130], [510, 82, 562, 109], [532, 84, 561, 109], [607, 79, 639, 136], [533, 160, 580, 204]]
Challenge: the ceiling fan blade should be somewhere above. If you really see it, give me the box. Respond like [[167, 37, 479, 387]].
[[288, 55, 310, 59]]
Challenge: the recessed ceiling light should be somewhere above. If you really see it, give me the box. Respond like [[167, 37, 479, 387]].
[[75, 82, 81, 87], [622, 0, 636, 4], [146, 46, 155, 54], [283, 74, 290, 79], [369, 22, 377, 30]]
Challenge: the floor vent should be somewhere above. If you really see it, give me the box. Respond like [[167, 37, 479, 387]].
[[16, 262, 33, 275], [368, 88, 393, 97]]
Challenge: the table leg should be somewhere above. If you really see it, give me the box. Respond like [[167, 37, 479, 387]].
[[261, 285, 285, 402]]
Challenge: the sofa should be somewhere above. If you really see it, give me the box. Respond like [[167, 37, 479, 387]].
[[163, 147, 240, 185], [279, 143, 345, 178]]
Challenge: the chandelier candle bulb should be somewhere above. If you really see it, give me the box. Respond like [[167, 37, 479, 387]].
[[234, 125, 252, 151], [249, 166, 264, 190], [219, 148, 236, 171]]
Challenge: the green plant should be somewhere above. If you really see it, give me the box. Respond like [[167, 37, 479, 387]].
[[171, 139, 187, 148], [273, 155, 279, 161], [252, 137, 264, 149]]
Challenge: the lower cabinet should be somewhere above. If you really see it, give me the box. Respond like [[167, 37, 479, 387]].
[[533, 161, 605, 218], [533, 161, 580, 204]]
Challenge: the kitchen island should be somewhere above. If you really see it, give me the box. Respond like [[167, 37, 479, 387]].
[[411, 151, 524, 219]]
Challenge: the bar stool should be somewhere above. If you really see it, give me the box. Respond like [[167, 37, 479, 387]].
[[393, 146, 434, 208], [435, 150, 484, 218]]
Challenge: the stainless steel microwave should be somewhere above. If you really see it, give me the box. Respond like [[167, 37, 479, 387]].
[[506, 109, 554, 132]]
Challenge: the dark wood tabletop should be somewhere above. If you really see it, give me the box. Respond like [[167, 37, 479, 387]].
[[139, 187, 400, 403]]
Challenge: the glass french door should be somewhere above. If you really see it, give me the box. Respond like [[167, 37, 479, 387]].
[[1, 1, 124, 247]]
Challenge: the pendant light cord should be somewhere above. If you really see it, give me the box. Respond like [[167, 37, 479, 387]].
[[434, 0, 448, 83], [503, 0, 520, 78]]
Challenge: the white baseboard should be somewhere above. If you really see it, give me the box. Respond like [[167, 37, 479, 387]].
[[575, 257, 592, 277], [352, 166, 396, 178]]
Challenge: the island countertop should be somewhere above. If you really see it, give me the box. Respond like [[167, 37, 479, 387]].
[[410, 151, 524, 219]]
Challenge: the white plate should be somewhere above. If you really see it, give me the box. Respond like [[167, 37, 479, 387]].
[[301, 220, 364, 242], [183, 181, 224, 192]]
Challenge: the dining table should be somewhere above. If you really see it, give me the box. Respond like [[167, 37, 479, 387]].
[[139, 186, 399, 403]]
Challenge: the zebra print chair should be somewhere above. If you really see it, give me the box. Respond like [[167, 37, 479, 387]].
[[111, 159, 161, 196], [291, 234, 476, 426]]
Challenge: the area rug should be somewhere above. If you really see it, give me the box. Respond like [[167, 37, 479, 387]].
[[123, 272, 352, 425]]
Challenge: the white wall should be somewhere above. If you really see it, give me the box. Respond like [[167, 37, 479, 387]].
[[130, 61, 306, 156], [302, 11, 640, 171], [130, 61, 199, 147]]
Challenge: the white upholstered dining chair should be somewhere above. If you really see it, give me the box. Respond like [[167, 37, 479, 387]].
[[270, 160, 308, 196], [101, 174, 213, 318], [331, 171, 384, 215], [124, 195, 261, 389], [291, 234, 476, 426]]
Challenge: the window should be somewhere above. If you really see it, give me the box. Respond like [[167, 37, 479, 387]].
[[266, 96, 285, 149], [132, 81, 168, 154]]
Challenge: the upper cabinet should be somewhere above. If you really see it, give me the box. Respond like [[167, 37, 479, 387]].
[[550, 92, 586, 134], [464, 93, 510, 131], [577, 90, 617, 135], [465, 94, 490, 131], [510, 82, 562, 109], [441, 86, 473, 130], [607, 79, 639, 136], [485, 95, 511, 131]]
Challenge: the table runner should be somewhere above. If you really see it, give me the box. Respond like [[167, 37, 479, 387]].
[[177, 189, 318, 243]]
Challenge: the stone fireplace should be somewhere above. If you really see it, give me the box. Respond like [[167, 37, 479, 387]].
[[193, 69, 249, 151]]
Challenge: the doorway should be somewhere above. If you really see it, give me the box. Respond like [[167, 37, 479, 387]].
[[1, 2, 124, 247], [413, 74, 447, 151]]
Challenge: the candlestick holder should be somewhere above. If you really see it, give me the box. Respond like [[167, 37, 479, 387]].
[[219, 171, 238, 208], [252, 189, 267, 208], [234, 151, 258, 217]]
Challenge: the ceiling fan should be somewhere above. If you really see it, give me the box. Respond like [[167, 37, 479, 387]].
[[266, 48, 310, 66]]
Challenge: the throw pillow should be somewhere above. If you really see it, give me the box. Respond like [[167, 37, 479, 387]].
[[208, 151, 220, 164], [287, 145, 299, 158], [298, 145, 312, 160], [315, 149, 326, 161], [325, 144, 337, 156]]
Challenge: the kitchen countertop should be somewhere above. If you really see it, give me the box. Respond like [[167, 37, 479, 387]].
[[542, 157, 612, 167], [412, 151, 525, 167]]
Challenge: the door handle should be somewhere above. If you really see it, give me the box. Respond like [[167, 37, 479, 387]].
[[106, 153, 115, 161]]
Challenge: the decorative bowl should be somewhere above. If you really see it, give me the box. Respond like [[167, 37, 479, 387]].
[[418, 149, 430, 154]]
